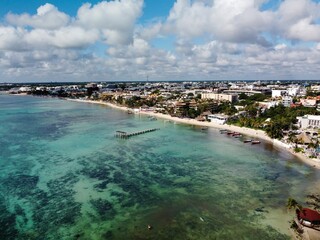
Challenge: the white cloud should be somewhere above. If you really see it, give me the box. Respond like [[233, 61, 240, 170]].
[[276, 0, 320, 41], [76, 0, 143, 45], [6, 3, 70, 29], [287, 17, 320, 41], [162, 0, 320, 44], [1, 0, 143, 51], [1, 0, 320, 82], [0, 26, 27, 51], [164, 0, 273, 44]]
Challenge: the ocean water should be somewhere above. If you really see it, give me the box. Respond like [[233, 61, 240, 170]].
[[1, 94, 320, 240]]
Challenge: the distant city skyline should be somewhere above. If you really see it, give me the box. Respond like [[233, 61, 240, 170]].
[[1, 0, 320, 82]]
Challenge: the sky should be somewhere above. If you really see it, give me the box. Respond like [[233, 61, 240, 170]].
[[1, 0, 320, 82]]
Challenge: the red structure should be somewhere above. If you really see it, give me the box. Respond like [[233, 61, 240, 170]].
[[297, 208, 320, 230]]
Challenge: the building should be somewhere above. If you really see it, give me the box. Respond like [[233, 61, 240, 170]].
[[207, 114, 229, 125], [272, 89, 287, 98], [297, 115, 320, 129], [300, 98, 317, 107], [201, 93, 238, 103], [282, 96, 293, 107], [310, 85, 320, 92]]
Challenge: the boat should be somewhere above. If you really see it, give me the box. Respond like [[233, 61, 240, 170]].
[[296, 208, 320, 230], [251, 140, 261, 144], [234, 134, 242, 138], [243, 139, 252, 143], [232, 132, 241, 136], [227, 131, 234, 135], [147, 115, 157, 120], [219, 129, 228, 133]]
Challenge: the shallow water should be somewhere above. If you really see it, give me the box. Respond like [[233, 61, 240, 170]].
[[1, 94, 320, 240]]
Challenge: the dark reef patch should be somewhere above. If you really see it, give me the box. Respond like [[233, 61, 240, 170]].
[[0, 174, 39, 197], [0, 198, 18, 240], [90, 198, 116, 220]]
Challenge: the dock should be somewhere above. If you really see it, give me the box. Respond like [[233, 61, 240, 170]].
[[115, 128, 160, 139]]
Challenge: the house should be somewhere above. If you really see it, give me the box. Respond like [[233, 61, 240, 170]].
[[207, 114, 229, 125], [300, 98, 317, 107], [297, 115, 320, 129]]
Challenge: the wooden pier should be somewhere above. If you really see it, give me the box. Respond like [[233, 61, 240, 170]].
[[115, 128, 160, 139]]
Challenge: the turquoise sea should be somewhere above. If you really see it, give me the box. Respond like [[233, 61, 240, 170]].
[[1, 93, 320, 240]]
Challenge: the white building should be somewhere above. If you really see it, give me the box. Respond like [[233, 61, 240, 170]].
[[300, 99, 317, 107], [272, 89, 287, 98], [258, 101, 278, 109], [282, 96, 293, 107], [311, 85, 320, 92], [201, 93, 238, 103], [287, 85, 301, 96], [207, 114, 229, 125], [297, 115, 320, 129]]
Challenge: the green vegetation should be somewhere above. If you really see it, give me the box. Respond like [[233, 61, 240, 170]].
[[238, 93, 269, 106], [230, 103, 320, 139], [286, 198, 302, 210], [294, 147, 304, 153]]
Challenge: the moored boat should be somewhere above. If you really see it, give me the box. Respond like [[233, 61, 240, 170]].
[[243, 139, 252, 143], [251, 140, 261, 144]]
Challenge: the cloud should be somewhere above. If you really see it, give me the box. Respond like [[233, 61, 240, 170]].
[[164, 0, 273, 44], [162, 0, 320, 44], [1, 0, 143, 51], [76, 0, 143, 45], [1, 0, 320, 82], [0, 26, 27, 51], [276, 0, 320, 41], [6, 3, 70, 29]]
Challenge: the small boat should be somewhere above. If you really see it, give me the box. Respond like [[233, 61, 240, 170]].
[[234, 134, 242, 138], [251, 140, 261, 144], [227, 131, 234, 135], [201, 127, 208, 130], [232, 132, 241, 136], [148, 116, 157, 120], [243, 139, 252, 143], [220, 129, 228, 133]]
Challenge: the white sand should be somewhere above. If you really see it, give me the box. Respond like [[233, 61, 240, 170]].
[[68, 99, 320, 170]]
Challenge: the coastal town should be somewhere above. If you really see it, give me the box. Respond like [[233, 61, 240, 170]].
[[3, 80, 320, 238], [3, 80, 320, 160]]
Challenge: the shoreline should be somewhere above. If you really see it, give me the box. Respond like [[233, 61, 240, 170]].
[[68, 98, 320, 170]]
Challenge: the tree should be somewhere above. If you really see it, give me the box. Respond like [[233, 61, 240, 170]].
[[244, 103, 259, 117], [265, 122, 284, 139], [238, 92, 248, 100], [287, 198, 302, 211]]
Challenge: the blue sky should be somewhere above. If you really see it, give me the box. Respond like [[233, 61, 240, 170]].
[[0, 0, 320, 82]]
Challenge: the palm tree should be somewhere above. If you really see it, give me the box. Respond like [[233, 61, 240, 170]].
[[287, 197, 302, 211]]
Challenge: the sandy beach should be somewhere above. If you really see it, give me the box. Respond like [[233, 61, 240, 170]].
[[68, 98, 320, 170]]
